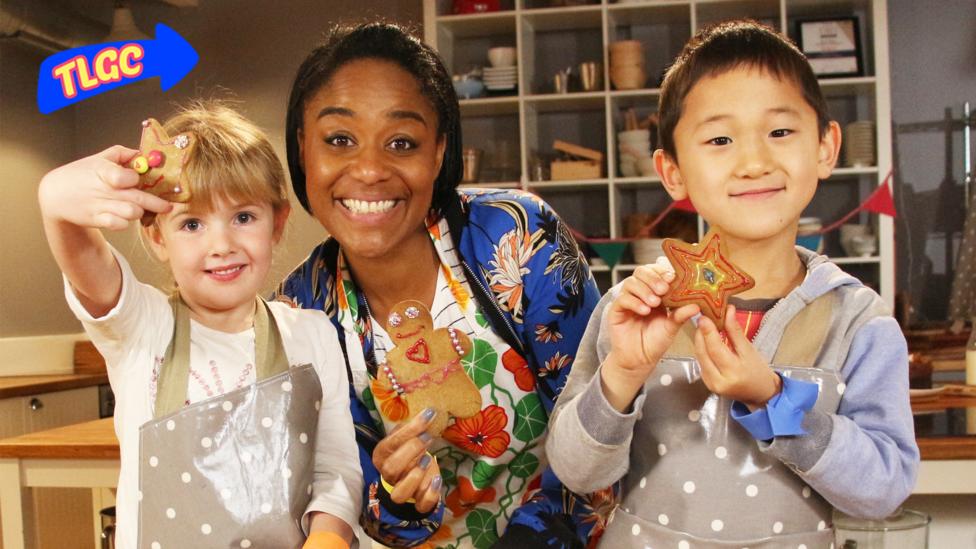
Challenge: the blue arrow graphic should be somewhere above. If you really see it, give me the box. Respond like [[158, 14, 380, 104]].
[[37, 23, 198, 114]]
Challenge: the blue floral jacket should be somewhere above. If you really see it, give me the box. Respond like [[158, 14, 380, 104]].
[[276, 189, 607, 548]]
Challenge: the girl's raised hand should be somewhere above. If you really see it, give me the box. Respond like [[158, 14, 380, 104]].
[[38, 145, 173, 230], [601, 258, 699, 412], [693, 304, 781, 409]]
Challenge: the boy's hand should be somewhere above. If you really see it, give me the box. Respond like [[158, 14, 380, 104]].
[[601, 259, 699, 412], [38, 145, 172, 231], [694, 304, 781, 409]]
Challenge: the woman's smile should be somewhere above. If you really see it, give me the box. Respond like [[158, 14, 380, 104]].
[[300, 58, 445, 262], [339, 198, 399, 215]]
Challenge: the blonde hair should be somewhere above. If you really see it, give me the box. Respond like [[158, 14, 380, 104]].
[[163, 100, 288, 215]]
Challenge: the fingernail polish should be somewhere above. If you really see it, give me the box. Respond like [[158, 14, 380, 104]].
[[419, 432, 432, 444], [430, 475, 443, 491], [422, 408, 436, 422], [419, 454, 432, 470]]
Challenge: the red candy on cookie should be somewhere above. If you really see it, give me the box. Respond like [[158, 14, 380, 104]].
[[129, 118, 196, 225], [661, 230, 755, 331]]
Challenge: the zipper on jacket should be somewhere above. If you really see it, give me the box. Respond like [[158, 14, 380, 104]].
[[461, 260, 527, 357]]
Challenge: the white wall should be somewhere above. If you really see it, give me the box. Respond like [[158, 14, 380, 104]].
[[0, 0, 423, 338]]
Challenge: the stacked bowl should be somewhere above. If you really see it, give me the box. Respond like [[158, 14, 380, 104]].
[[617, 128, 653, 177], [609, 40, 647, 90], [484, 47, 517, 93], [843, 121, 875, 167]]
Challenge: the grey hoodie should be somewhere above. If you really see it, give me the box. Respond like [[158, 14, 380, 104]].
[[547, 248, 919, 547]]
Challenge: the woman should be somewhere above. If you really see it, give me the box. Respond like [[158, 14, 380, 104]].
[[277, 22, 609, 548]]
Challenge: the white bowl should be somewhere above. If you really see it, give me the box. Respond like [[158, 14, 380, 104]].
[[637, 156, 655, 177], [618, 129, 650, 142], [619, 159, 637, 177], [632, 238, 665, 264], [488, 47, 517, 68]]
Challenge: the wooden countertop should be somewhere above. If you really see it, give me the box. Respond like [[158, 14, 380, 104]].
[[0, 417, 118, 459], [0, 395, 971, 462], [912, 392, 976, 460], [0, 373, 109, 400]]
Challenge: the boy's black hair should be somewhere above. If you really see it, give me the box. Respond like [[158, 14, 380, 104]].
[[285, 22, 462, 216], [658, 19, 830, 161]]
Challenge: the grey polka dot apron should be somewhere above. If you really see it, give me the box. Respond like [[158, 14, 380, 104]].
[[600, 294, 841, 549], [138, 296, 322, 549]]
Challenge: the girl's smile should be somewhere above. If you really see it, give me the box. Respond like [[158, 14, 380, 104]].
[[145, 197, 287, 332]]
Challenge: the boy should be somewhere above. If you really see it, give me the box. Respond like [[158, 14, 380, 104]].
[[546, 20, 918, 548]]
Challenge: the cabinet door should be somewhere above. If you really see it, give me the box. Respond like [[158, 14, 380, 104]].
[[0, 397, 27, 439], [0, 397, 27, 548], [23, 387, 100, 549]]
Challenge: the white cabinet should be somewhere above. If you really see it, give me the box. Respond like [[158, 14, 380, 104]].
[[0, 386, 100, 549], [425, 0, 895, 307]]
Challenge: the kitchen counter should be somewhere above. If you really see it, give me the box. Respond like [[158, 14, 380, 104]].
[[912, 390, 976, 460], [0, 373, 108, 400], [0, 417, 117, 459], [0, 395, 973, 548], [0, 418, 118, 549]]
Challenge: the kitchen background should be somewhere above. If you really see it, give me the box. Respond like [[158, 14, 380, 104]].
[[1, 0, 974, 546]]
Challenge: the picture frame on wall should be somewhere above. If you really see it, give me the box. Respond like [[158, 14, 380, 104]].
[[796, 17, 863, 78]]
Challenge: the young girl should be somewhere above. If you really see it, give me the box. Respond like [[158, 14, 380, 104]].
[[38, 103, 362, 549]]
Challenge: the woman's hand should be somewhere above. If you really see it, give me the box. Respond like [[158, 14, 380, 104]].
[[694, 304, 781, 409], [600, 259, 699, 412], [372, 408, 443, 513], [38, 145, 172, 230]]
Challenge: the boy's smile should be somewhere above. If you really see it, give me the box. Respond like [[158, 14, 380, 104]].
[[655, 65, 840, 248]]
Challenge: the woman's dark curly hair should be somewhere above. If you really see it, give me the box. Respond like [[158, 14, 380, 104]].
[[285, 22, 462, 217]]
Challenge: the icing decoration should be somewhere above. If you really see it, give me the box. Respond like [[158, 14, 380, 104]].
[[388, 311, 402, 328], [447, 327, 465, 356], [130, 117, 197, 225], [374, 300, 482, 436], [661, 230, 755, 331], [405, 339, 431, 364]]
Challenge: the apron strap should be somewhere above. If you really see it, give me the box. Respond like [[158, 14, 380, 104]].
[[663, 292, 836, 367], [154, 294, 289, 418], [770, 292, 835, 367]]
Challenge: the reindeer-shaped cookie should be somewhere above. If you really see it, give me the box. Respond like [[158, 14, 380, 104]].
[[128, 118, 196, 225], [376, 300, 483, 436]]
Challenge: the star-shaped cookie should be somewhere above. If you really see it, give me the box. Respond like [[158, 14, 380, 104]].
[[129, 118, 196, 225], [661, 230, 755, 331]]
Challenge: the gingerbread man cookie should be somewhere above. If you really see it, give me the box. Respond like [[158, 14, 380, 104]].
[[375, 300, 482, 436], [129, 118, 197, 225], [661, 230, 755, 331]]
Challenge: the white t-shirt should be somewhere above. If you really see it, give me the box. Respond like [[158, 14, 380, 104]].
[[65, 250, 362, 549]]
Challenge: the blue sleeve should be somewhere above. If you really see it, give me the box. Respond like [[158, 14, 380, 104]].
[[760, 316, 919, 520], [498, 199, 608, 546], [730, 375, 819, 440], [277, 258, 443, 547]]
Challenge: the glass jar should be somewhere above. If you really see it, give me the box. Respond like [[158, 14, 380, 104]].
[[834, 508, 930, 548]]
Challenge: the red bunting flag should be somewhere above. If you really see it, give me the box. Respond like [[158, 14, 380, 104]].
[[673, 198, 697, 213], [861, 178, 897, 217], [819, 171, 896, 233]]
